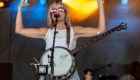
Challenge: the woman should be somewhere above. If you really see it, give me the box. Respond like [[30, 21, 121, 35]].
[[15, 0, 106, 80], [128, 61, 140, 80], [84, 69, 93, 80]]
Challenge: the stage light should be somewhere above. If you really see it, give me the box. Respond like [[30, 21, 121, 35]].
[[29, 2, 47, 20], [64, 0, 98, 22], [62, 0, 67, 3], [39, 0, 46, 5], [121, 0, 128, 5], [25, 0, 28, 4], [0, 1, 10, 8], [0, 1, 4, 8], [21, 0, 28, 4]]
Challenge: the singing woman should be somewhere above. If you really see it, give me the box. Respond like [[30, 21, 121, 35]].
[[15, 0, 106, 80]]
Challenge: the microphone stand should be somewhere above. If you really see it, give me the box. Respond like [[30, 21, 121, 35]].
[[93, 63, 113, 73], [49, 14, 58, 80]]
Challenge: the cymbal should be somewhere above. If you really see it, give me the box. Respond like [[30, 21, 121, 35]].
[[98, 75, 118, 80]]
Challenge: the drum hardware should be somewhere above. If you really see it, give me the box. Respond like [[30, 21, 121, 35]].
[[92, 63, 118, 80], [93, 63, 113, 74], [99, 74, 102, 77], [98, 75, 118, 80]]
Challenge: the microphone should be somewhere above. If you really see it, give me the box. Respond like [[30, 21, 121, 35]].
[[54, 13, 60, 18]]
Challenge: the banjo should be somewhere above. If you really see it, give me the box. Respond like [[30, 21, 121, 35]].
[[40, 23, 127, 80]]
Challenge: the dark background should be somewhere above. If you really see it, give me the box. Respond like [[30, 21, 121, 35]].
[[0, 0, 140, 80]]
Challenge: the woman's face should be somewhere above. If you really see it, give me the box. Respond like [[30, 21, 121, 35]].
[[51, 3, 66, 22], [85, 71, 93, 80]]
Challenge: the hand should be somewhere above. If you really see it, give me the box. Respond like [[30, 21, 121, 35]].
[[97, 0, 103, 8], [18, 0, 30, 9]]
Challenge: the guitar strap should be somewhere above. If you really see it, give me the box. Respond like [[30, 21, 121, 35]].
[[66, 27, 70, 48]]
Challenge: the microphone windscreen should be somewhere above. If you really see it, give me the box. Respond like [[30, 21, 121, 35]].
[[54, 13, 60, 18]]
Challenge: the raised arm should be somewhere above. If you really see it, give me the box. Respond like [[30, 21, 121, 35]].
[[15, 0, 48, 39], [74, 0, 106, 40]]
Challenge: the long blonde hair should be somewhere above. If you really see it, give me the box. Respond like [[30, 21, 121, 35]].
[[47, 2, 71, 29]]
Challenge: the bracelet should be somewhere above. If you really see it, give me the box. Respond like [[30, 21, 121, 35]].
[[99, 6, 104, 9], [99, 11, 105, 13], [97, 32, 100, 35]]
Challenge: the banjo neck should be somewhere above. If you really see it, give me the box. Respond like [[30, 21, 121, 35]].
[[70, 29, 114, 55], [70, 22, 127, 55]]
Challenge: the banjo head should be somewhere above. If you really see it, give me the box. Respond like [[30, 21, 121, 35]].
[[40, 47, 75, 80]]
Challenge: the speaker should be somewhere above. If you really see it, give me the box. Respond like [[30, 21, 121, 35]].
[[0, 63, 13, 80]]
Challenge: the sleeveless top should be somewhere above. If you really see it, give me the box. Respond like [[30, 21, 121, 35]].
[[44, 27, 80, 80], [45, 27, 76, 50]]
